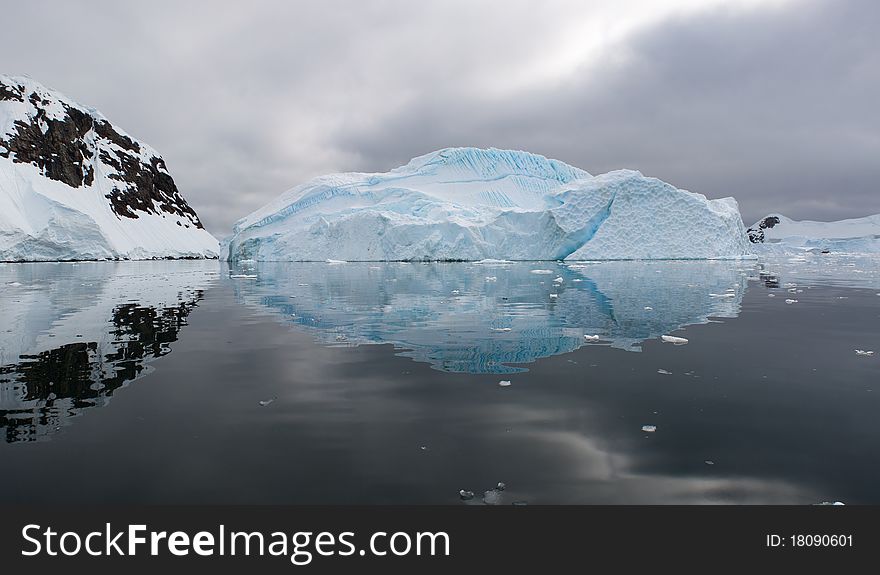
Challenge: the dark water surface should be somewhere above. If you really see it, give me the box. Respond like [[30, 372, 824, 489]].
[[0, 257, 877, 504]]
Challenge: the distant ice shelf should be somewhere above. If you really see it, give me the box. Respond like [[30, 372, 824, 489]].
[[225, 147, 752, 262], [748, 213, 880, 254]]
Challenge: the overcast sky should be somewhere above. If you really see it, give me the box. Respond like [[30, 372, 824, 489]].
[[1, 0, 877, 236]]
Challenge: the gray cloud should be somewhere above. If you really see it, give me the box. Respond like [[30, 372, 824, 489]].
[[1, 0, 877, 234]]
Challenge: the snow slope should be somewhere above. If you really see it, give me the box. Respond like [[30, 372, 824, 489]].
[[225, 147, 751, 261], [748, 213, 880, 254], [0, 75, 218, 261]]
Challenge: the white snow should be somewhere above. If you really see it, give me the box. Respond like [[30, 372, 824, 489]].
[[751, 213, 880, 254], [0, 75, 218, 261], [224, 147, 752, 262]]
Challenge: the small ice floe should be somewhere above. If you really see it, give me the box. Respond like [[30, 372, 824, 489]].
[[553, 276, 564, 283], [549, 293, 558, 299], [485, 276, 497, 282], [768, 293, 776, 297], [657, 369, 672, 375], [334, 334, 348, 342], [855, 350, 874, 356], [584, 335, 601, 342], [498, 380, 512, 387], [661, 335, 688, 345], [459, 490, 475, 500], [482, 488, 503, 505], [572, 278, 583, 282], [705, 460, 715, 465], [298, 283, 309, 286], [530, 269, 553, 274], [325, 259, 347, 264], [492, 327, 512, 332], [644, 306, 653, 311], [785, 299, 798, 304], [258, 397, 276, 407], [641, 425, 657, 433], [229, 274, 257, 279], [7, 281, 22, 287], [815, 501, 845, 506], [709, 293, 736, 298], [496, 481, 506, 491], [475, 259, 511, 265], [451, 289, 460, 294], [420, 446, 428, 451]]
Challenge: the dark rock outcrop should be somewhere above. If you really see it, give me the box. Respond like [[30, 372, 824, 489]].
[[0, 76, 204, 228]]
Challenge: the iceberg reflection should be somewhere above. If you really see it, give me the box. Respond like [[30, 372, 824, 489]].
[[227, 260, 750, 373], [0, 261, 217, 443]]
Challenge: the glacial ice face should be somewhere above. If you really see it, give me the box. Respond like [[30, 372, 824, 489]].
[[225, 260, 749, 373], [748, 213, 880, 254], [225, 147, 751, 262], [0, 75, 219, 261], [0, 261, 217, 443]]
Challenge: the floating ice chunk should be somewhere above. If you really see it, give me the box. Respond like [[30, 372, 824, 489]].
[[229, 274, 257, 279], [709, 293, 736, 298], [258, 397, 276, 407], [335, 334, 348, 342], [498, 380, 512, 387], [785, 299, 798, 304], [855, 350, 874, 356], [641, 425, 657, 433], [475, 259, 512, 264], [451, 290, 460, 294], [816, 501, 845, 506], [549, 293, 558, 299], [657, 369, 672, 375], [768, 293, 776, 297], [661, 335, 688, 345], [326, 259, 347, 264], [485, 276, 497, 282], [482, 489, 503, 505], [530, 269, 553, 274], [7, 281, 22, 287], [496, 481, 506, 491], [644, 306, 653, 310], [705, 460, 715, 465], [459, 490, 475, 500], [583, 335, 600, 342], [553, 276, 564, 283], [492, 327, 512, 332]]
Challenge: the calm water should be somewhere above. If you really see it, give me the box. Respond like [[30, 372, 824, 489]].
[[0, 256, 878, 504]]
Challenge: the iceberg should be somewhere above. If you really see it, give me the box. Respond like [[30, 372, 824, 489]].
[[225, 147, 751, 261], [0, 75, 218, 261], [748, 213, 880, 254]]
